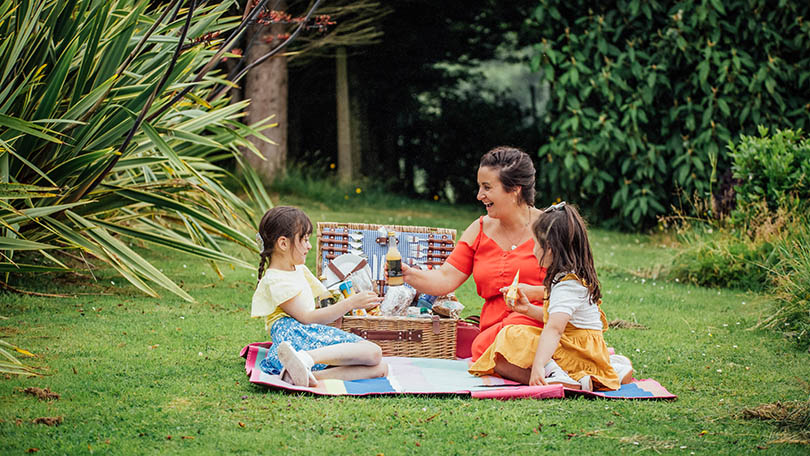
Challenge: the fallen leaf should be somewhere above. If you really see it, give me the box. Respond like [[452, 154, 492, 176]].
[[238, 422, 245, 428], [26, 449, 38, 453], [14, 347, 35, 357], [181, 436, 195, 440]]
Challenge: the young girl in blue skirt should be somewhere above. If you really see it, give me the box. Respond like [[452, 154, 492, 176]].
[[251, 206, 387, 387]]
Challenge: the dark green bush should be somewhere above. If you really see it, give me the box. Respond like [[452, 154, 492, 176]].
[[528, 0, 810, 229]]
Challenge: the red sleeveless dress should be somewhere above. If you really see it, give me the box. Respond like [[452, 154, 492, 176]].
[[446, 217, 546, 360]]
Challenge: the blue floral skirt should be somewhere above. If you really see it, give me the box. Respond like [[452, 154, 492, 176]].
[[259, 317, 365, 375]]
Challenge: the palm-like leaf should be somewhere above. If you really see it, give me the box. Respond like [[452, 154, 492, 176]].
[[0, 0, 274, 301], [0, 339, 40, 377]]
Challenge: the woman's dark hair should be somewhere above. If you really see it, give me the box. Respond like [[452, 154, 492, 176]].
[[532, 203, 601, 304], [479, 146, 536, 207], [256, 206, 313, 281]]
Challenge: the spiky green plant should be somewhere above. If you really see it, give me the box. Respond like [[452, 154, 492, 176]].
[[0, 0, 278, 301], [0, 339, 39, 376]]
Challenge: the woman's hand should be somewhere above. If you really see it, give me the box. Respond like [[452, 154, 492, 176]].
[[345, 290, 383, 311], [401, 261, 468, 296]]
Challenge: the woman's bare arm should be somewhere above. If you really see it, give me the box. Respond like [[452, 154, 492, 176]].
[[402, 218, 480, 295]]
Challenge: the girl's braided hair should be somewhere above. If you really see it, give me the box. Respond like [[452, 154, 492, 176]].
[[532, 202, 601, 304], [479, 146, 537, 207], [256, 206, 313, 283]]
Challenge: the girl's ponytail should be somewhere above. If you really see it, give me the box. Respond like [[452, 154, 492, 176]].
[[257, 253, 267, 284]]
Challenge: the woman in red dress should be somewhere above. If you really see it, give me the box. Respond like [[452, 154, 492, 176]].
[[403, 146, 547, 360]]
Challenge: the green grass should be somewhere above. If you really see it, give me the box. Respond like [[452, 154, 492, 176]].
[[1, 192, 808, 454]]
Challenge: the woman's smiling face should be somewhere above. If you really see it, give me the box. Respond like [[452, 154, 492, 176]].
[[477, 166, 519, 217]]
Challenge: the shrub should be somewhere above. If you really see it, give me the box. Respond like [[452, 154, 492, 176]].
[[668, 231, 776, 291], [729, 127, 810, 219], [758, 227, 810, 350]]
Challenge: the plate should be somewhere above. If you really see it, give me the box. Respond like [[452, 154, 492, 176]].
[[324, 253, 374, 291]]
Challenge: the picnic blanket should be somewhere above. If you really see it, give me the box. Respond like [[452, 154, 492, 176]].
[[240, 342, 676, 400]]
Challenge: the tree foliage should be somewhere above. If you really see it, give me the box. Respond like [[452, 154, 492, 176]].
[[0, 0, 275, 300], [529, 0, 810, 228]]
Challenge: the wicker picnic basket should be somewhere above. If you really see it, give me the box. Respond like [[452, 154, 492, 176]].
[[332, 315, 457, 359], [317, 221, 459, 359]]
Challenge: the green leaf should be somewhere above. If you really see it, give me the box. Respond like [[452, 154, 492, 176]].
[[0, 114, 64, 144], [0, 263, 68, 273], [709, 0, 726, 15], [65, 210, 194, 302], [576, 154, 590, 171], [0, 236, 56, 250], [717, 98, 730, 117]]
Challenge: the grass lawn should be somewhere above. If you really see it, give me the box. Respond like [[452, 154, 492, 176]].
[[1, 192, 808, 454]]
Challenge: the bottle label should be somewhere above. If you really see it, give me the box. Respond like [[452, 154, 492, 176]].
[[387, 259, 402, 278]]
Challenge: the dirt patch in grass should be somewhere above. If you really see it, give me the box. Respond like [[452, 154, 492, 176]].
[[23, 387, 60, 401], [32, 416, 63, 426], [608, 319, 648, 330]]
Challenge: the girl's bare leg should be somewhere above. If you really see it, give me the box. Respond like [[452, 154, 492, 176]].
[[312, 362, 388, 382], [306, 341, 382, 366], [304, 341, 388, 382]]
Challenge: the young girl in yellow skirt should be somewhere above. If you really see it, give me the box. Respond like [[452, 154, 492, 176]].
[[468, 202, 633, 391]]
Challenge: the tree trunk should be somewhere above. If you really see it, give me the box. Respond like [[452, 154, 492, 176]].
[[336, 46, 353, 183], [350, 58, 369, 177], [244, 21, 288, 181]]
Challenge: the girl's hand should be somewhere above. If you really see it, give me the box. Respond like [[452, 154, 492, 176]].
[[502, 288, 533, 315], [529, 363, 548, 386], [346, 290, 383, 310]]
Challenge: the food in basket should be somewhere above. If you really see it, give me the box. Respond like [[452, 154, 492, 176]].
[[380, 284, 417, 316], [431, 293, 464, 319]]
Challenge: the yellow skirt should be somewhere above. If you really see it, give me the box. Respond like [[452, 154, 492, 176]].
[[468, 324, 620, 391]]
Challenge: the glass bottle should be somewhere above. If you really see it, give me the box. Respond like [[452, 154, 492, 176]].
[[386, 231, 403, 286]]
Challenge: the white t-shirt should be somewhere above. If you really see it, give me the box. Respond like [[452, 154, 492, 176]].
[[547, 279, 603, 330]]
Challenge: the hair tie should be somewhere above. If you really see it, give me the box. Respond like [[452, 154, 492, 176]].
[[256, 233, 264, 252]]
